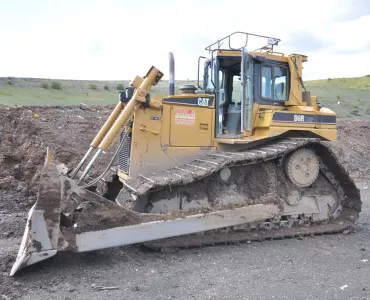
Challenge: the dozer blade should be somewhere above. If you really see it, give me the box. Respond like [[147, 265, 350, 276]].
[[10, 151, 281, 276], [10, 205, 58, 276], [10, 150, 69, 276]]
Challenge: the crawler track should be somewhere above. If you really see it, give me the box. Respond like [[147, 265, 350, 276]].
[[110, 138, 362, 249]]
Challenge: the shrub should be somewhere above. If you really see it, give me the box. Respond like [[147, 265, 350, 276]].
[[116, 83, 124, 90], [51, 81, 61, 90], [104, 84, 109, 91], [88, 83, 98, 90], [351, 109, 360, 116], [328, 78, 332, 81], [353, 104, 358, 109], [366, 108, 370, 115], [41, 82, 49, 89], [7, 81, 13, 85], [336, 96, 340, 101]]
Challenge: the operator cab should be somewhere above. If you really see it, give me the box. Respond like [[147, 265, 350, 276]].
[[198, 32, 289, 138]]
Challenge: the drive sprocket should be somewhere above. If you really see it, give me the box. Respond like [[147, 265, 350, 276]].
[[284, 148, 319, 187]]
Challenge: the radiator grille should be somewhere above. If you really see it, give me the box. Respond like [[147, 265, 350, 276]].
[[118, 129, 132, 175]]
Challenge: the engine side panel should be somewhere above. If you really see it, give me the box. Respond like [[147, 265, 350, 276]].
[[120, 97, 217, 179]]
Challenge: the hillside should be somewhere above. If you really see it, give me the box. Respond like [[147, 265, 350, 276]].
[[306, 75, 370, 89], [0, 76, 369, 117], [0, 77, 194, 106], [305, 76, 370, 117]]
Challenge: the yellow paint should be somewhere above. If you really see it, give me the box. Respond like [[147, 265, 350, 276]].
[[169, 105, 213, 147], [269, 127, 336, 141], [125, 104, 215, 179], [90, 101, 124, 148], [111, 45, 338, 183], [98, 66, 163, 151], [216, 50, 289, 63], [161, 104, 171, 147], [130, 75, 143, 88]]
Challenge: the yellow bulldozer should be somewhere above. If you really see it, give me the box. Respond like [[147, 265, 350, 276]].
[[10, 32, 361, 276]]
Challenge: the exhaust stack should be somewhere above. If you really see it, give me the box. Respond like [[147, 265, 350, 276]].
[[169, 52, 175, 96]]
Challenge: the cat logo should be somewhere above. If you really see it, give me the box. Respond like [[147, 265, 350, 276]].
[[294, 115, 305, 122], [198, 97, 209, 107]]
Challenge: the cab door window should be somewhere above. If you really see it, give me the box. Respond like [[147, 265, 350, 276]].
[[232, 75, 241, 104]]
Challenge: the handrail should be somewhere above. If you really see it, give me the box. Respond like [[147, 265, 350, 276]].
[[205, 31, 281, 53]]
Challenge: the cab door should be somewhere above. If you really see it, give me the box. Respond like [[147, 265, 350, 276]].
[[241, 47, 254, 132]]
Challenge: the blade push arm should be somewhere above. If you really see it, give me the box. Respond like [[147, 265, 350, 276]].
[[71, 66, 163, 184]]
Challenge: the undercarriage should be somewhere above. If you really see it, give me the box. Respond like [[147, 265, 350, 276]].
[[100, 137, 361, 249]]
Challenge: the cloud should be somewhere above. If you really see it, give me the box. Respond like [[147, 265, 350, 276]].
[[335, 0, 370, 21], [284, 32, 331, 53], [90, 41, 103, 53], [304, 50, 370, 80], [0, 0, 369, 80], [332, 41, 370, 55]]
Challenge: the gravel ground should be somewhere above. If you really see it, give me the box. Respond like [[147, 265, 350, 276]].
[[0, 180, 368, 300]]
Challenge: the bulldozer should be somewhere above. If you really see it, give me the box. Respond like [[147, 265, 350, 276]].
[[10, 31, 361, 276]]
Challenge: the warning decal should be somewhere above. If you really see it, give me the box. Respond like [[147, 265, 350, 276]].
[[175, 107, 195, 126]]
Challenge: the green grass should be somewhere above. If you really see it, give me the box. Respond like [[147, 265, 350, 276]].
[[0, 90, 14, 97], [0, 86, 119, 106], [305, 76, 370, 117], [0, 79, 196, 107], [1, 76, 369, 118], [306, 76, 370, 90]]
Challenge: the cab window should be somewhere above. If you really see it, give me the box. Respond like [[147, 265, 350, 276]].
[[261, 66, 272, 98], [260, 65, 288, 101], [274, 66, 287, 100], [206, 61, 224, 91]]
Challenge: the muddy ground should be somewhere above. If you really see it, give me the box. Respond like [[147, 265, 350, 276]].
[[0, 106, 370, 299]]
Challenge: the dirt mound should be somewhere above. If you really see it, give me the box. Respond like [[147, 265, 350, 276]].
[[330, 118, 370, 178], [0, 105, 118, 193]]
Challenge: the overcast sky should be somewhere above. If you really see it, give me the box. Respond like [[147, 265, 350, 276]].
[[1, 0, 369, 81]]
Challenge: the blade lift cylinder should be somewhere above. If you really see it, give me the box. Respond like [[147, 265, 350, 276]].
[[76, 66, 163, 184], [70, 101, 125, 179]]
